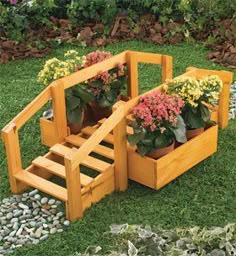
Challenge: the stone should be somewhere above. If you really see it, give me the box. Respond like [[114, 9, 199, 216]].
[[50, 228, 57, 235], [6, 212, 13, 220], [34, 194, 41, 201], [32, 202, 39, 209], [16, 227, 23, 236], [39, 234, 48, 241], [63, 220, 70, 227], [48, 199, 55, 205], [13, 210, 22, 217], [18, 203, 29, 210], [41, 197, 48, 204], [35, 227, 43, 238], [29, 189, 38, 197]]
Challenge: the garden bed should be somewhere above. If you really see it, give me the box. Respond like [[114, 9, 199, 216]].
[[128, 124, 218, 190]]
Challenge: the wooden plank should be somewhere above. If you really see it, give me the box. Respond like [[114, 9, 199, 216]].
[[127, 51, 139, 98], [133, 51, 163, 65], [156, 125, 218, 189], [82, 126, 114, 144], [161, 55, 173, 83], [51, 81, 68, 142], [65, 106, 125, 170], [65, 135, 114, 160], [113, 102, 128, 191], [61, 51, 128, 89], [64, 158, 83, 220], [98, 118, 133, 135], [1, 124, 26, 193], [14, 170, 68, 201], [128, 147, 157, 189], [2, 87, 51, 131], [50, 144, 111, 172]]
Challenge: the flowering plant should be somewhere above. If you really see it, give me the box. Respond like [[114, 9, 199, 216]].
[[164, 75, 223, 129], [83, 50, 127, 108], [127, 92, 186, 157], [38, 50, 94, 124]]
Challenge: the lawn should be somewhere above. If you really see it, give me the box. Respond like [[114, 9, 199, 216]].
[[0, 41, 236, 255]]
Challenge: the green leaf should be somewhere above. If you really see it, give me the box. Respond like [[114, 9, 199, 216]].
[[72, 86, 95, 103], [199, 103, 211, 122], [65, 95, 81, 111], [137, 144, 151, 157], [170, 115, 187, 143], [98, 95, 112, 107], [184, 108, 205, 129], [67, 106, 82, 125], [154, 134, 170, 149], [127, 131, 146, 146]]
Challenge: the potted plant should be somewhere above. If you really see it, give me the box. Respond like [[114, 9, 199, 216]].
[[83, 50, 127, 122], [127, 91, 186, 159], [38, 50, 94, 134], [164, 75, 223, 140]]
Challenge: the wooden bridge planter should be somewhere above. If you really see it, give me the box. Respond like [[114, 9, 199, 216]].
[[128, 125, 218, 190], [1, 50, 233, 221]]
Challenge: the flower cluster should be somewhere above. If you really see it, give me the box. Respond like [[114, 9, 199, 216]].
[[38, 50, 85, 85], [84, 50, 125, 85], [164, 75, 223, 107], [132, 92, 184, 131], [199, 75, 223, 102], [163, 77, 202, 107]]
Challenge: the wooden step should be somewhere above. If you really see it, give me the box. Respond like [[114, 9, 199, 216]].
[[65, 135, 114, 160], [50, 144, 111, 172], [32, 156, 93, 186], [82, 126, 114, 144], [98, 118, 133, 135], [14, 170, 68, 202]]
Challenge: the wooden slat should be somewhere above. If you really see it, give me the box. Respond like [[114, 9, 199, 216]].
[[65, 135, 114, 160], [61, 51, 128, 89], [161, 55, 173, 83], [14, 170, 68, 202], [32, 156, 93, 186], [50, 144, 111, 172], [98, 118, 133, 135], [82, 126, 114, 144]]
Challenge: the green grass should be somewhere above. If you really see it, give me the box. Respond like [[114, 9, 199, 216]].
[[0, 41, 236, 255]]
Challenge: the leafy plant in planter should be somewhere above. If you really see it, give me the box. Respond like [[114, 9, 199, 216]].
[[38, 50, 94, 133], [164, 76, 223, 139], [83, 50, 127, 121], [127, 91, 186, 159]]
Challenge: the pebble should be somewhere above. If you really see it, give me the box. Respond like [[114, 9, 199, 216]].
[[0, 194, 68, 255], [41, 197, 48, 205]]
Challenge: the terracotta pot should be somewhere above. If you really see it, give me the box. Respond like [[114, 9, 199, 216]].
[[147, 140, 175, 159], [89, 100, 112, 122], [118, 94, 130, 102], [186, 127, 204, 140], [67, 110, 84, 135]]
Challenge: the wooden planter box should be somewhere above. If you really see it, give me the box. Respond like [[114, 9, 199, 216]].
[[128, 125, 218, 190]]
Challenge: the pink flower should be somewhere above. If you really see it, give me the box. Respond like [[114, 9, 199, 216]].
[[132, 92, 184, 131], [10, 0, 18, 4]]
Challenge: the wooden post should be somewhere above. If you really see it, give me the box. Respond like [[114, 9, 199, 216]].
[[218, 73, 232, 129], [2, 124, 25, 193], [127, 51, 139, 98], [51, 80, 68, 143], [64, 156, 83, 221], [112, 101, 128, 191], [161, 55, 173, 83]]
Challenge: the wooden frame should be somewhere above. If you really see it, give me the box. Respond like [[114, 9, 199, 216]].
[[1, 50, 233, 221]]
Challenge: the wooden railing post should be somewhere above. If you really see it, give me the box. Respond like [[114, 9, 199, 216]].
[[218, 71, 232, 129], [162, 55, 173, 83], [127, 51, 139, 98], [2, 124, 26, 193], [64, 155, 83, 221], [112, 101, 128, 191], [51, 80, 68, 143]]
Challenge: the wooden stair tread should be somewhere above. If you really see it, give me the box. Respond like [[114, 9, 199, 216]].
[[65, 135, 114, 160], [50, 144, 111, 172], [82, 126, 114, 144], [14, 170, 68, 201], [32, 156, 93, 186], [98, 118, 133, 135]]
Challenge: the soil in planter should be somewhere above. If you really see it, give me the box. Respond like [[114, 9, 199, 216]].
[[147, 140, 175, 159], [186, 127, 204, 140]]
